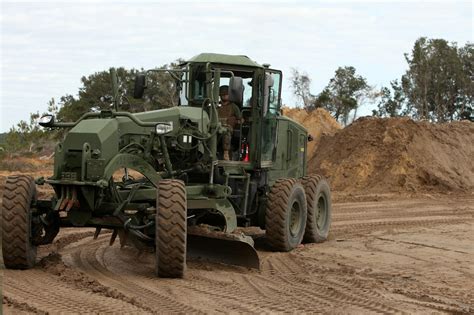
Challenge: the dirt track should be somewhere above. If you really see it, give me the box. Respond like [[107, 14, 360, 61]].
[[2, 194, 473, 314]]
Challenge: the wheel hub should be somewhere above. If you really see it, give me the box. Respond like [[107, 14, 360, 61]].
[[289, 201, 302, 237], [316, 194, 327, 229]]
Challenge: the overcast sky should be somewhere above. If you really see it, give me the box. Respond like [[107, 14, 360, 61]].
[[0, 0, 472, 132]]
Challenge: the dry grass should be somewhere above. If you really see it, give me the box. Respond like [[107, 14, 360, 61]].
[[0, 156, 53, 173]]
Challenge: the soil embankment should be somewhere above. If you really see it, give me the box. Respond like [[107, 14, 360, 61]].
[[286, 108, 474, 194], [310, 116, 474, 193]]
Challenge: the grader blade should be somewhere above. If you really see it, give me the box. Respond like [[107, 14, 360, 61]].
[[187, 226, 260, 269]]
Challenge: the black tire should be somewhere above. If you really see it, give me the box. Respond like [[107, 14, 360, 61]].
[[155, 179, 187, 278], [1, 175, 37, 269], [265, 179, 307, 251], [301, 175, 332, 243]]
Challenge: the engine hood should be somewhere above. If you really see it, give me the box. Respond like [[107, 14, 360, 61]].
[[131, 106, 210, 135]]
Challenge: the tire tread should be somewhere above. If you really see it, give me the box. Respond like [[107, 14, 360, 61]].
[[156, 179, 187, 278], [300, 174, 331, 243], [1, 175, 37, 269], [265, 179, 306, 251]]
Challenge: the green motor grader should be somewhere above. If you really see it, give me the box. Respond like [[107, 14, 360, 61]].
[[1, 53, 332, 278]]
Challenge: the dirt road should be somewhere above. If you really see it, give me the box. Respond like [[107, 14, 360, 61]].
[[2, 195, 473, 314]]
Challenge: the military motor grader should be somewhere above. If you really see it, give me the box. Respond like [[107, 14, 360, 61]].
[[1, 53, 332, 278]]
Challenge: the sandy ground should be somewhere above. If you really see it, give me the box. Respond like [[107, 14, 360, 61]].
[[1, 194, 473, 314]]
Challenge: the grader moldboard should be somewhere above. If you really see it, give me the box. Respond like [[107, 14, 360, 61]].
[[1, 53, 332, 278]]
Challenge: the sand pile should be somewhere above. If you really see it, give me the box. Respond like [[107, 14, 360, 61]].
[[308, 116, 474, 193], [283, 107, 341, 156]]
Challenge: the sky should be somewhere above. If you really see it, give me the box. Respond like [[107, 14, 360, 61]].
[[0, 0, 472, 132]]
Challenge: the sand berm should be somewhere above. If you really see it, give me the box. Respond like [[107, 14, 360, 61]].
[[284, 107, 474, 194]]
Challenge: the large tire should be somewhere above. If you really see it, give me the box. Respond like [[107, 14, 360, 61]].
[[301, 175, 332, 243], [1, 175, 37, 269], [155, 179, 187, 278], [265, 179, 307, 251]]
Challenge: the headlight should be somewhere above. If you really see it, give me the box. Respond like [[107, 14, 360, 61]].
[[155, 122, 173, 135], [182, 135, 192, 144], [39, 114, 55, 127]]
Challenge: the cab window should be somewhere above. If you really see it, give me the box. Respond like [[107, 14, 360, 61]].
[[267, 71, 281, 115], [187, 65, 208, 104], [218, 71, 255, 108]]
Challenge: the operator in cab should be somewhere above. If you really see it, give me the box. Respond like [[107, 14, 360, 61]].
[[218, 85, 242, 161]]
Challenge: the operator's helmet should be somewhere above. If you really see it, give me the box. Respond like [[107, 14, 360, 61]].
[[219, 85, 229, 95]]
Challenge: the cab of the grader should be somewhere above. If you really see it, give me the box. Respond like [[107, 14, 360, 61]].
[[130, 53, 311, 229], [180, 53, 309, 179]]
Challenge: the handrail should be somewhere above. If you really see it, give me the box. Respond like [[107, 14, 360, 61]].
[[50, 111, 160, 128]]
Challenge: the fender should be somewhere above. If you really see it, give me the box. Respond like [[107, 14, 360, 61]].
[[102, 153, 162, 187]]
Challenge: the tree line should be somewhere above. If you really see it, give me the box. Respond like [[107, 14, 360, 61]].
[[290, 37, 473, 124]]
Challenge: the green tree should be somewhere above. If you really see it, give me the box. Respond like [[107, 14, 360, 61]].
[[5, 60, 184, 153], [58, 60, 183, 122], [57, 68, 139, 122], [5, 112, 46, 152], [289, 68, 314, 109], [402, 38, 472, 121], [4, 97, 61, 153], [314, 66, 371, 124], [458, 43, 474, 119], [147, 59, 185, 109], [374, 80, 406, 117]]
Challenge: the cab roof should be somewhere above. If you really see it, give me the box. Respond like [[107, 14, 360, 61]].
[[186, 53, 263, 68]]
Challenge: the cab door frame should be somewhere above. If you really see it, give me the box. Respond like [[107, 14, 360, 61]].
[[257, 69, 283, 168]]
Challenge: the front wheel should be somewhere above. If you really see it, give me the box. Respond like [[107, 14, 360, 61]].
[[1, 175, 37, 269], [155, 179, 187, 278], [265, 179, 307, 251]]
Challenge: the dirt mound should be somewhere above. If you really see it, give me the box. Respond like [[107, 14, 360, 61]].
[[283, 107, 341, 156], [308, 116, 474, 193]]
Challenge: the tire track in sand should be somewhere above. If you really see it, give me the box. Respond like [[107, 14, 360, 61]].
[[260, 253, 412, 314], [3, 269, 145, 313], [3, 197, 473, 313], [63, 239, 206, 314]]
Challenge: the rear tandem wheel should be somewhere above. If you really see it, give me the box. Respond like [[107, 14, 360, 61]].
[[265, 179, 308, 251], [301, 175, 332, 243]]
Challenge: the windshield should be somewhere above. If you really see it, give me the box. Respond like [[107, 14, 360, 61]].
[[180, 65, 255, 107], [219, 77, 253, 107]]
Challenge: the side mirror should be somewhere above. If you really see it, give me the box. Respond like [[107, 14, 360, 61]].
[[308, 134, 314, 142], [133, 74, 147, 99], [38, 114, 55, 127], [228, 76, 244, 105]]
